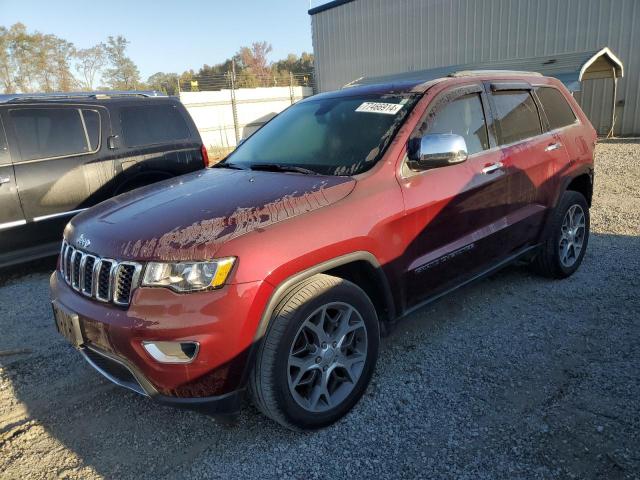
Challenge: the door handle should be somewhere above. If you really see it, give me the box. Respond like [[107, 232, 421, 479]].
[[481, 162, 503, 174], [545, 142, 562, 152], [0, 176, 10, 185]]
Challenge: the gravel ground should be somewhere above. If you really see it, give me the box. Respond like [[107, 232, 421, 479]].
[[1, 140, 639, 479]]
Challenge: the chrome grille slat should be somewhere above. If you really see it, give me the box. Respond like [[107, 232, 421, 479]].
[[71, 250, 83, 290], [81, 255, 97, 296], [58, 241, 140, 307]]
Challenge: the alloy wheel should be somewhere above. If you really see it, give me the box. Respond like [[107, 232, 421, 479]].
[[287, 302, 368, 413], [559, 204, 586, 267]]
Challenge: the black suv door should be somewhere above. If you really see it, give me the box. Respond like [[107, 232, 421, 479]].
[[2, 104, 113, 245], [0, 115, 28, 258]]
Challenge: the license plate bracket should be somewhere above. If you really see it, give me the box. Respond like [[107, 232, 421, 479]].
[[52, 302, 83, 347]]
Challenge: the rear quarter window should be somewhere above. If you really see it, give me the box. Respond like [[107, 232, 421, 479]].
[[120, 104, 190, 147], [536, 87, 577, 131], [491, 91, 542, 145]]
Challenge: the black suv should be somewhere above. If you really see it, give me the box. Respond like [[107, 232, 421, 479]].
[[0, 91, 207, 268]]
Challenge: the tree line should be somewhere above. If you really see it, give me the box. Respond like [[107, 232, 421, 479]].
[[0, 23, 314, 95]]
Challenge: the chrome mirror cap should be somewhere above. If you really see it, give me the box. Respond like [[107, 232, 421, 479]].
[[408, 133, 468, 170]]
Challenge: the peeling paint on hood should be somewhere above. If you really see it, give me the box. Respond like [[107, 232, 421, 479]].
[[65, 168, 356, 261]]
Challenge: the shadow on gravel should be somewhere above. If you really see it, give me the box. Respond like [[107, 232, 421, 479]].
[[0, 256, 57, 287], [1, 233, 639, 479]]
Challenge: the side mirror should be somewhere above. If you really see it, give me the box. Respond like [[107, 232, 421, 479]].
[[407, 133, 468, 170], [107, 135, 120, 150]]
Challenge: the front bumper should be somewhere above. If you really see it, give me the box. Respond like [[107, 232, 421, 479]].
[[80, 343, 242, 414], [50, 271, 273, 412]]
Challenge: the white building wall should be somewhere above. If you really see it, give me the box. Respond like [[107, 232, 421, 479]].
[[311, 0, 640, 135], [180, 86, 313, 158]]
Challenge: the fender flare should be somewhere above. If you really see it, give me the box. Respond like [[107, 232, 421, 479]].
[[550, 166, 594, 209], [540, 166, 594, 243], [238, 251, 395, 389], [254, 251, 395, 343]]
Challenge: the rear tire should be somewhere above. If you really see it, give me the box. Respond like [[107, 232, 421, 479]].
[[249, 274, 379, 430], [532, 190, 590, 278]]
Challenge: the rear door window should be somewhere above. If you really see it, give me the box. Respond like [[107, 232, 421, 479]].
[[427, 93, 489, 155], [120, 104, 190, 147], [536, 87, 577, 131], [490, 91, 542, 145], [9, 108, 90, 161], [81, 109, 101, 150]]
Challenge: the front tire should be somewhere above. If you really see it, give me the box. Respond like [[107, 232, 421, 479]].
[[532, 190, 590, 278], [249, 274, 379, 430]]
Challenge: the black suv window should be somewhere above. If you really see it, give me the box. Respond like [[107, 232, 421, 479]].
[[536, 87, 577, 131], [82, 109, 101, 150], [427, 93, 489, 155], [491, 91, 542, 145], [120, 104, 189, 147], [9, 108, 90, 161]]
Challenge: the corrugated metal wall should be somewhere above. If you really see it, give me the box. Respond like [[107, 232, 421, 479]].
[[311, 0, 640, 135]]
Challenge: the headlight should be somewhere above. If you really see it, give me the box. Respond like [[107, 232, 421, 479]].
[[142, 257, 236, 292]]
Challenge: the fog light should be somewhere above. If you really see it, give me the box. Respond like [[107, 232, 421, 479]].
[[142, 341, 199, 364]]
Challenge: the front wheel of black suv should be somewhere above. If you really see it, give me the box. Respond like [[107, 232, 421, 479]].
[[532, 190, 590, 278], [249, 274, 380, 430]]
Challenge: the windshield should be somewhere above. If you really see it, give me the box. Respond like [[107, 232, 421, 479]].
[[223, 93, 418, 176]]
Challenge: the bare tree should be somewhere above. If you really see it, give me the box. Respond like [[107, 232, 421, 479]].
[[75, 44, 107, 90]]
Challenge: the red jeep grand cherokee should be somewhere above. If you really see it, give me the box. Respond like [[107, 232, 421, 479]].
[[50, 71, 595, 430]]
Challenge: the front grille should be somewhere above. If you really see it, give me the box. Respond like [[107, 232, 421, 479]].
[[59, 240, 141, 307]]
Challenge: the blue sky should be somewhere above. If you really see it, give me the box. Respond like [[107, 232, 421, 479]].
[[0, 0, 330, 79]]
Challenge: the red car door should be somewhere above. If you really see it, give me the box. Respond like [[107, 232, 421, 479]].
[[398, 84, 512, 308], [485, 84, 571, 252]]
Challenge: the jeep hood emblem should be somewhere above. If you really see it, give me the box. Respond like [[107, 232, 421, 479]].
[[77, 234, 91, 249]]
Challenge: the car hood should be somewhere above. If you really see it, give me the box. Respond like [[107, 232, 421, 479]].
[[65, 168, 355, 261]]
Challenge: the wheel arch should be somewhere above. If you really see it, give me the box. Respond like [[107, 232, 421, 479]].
[[566, 172, 594, 207], [254, 252, 395, 345]]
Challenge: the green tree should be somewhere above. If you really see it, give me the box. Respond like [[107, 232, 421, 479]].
[[103, 35, 140, 90], [147, 71, 179, 95]]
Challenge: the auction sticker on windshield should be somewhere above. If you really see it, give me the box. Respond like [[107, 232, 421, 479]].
[[356, 102, 404, 115]]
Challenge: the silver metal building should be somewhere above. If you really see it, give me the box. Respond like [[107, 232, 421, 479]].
[[309, 0, 640, 135]]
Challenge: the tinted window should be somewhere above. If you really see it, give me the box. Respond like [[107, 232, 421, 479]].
[[120, 105, 190, 147], [9, 108, 88, 161], [82, 109, 101, 150], [225, 94, 418, 176], [491, 91, 542, 145], [536, 87, 576, 130], [427, 93, 489, 155]]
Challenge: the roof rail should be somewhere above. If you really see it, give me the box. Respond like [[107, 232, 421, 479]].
[[0, 90, 164, 104], [449, 70, 543, 77]]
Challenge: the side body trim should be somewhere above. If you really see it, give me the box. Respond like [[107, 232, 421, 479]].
[[0, 219, 26, 230]]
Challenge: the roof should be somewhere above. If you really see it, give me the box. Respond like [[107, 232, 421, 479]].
[[0, 91, 164, 104], [345, 48, 624, 93], [308, 0, 357, 15]]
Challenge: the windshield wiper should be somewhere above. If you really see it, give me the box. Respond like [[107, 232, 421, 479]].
[[212, 161, 247, 170], [249, 163, 320, 175]]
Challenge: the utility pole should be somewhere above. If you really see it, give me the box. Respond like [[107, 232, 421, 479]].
[[230, 59, 240, 144]]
